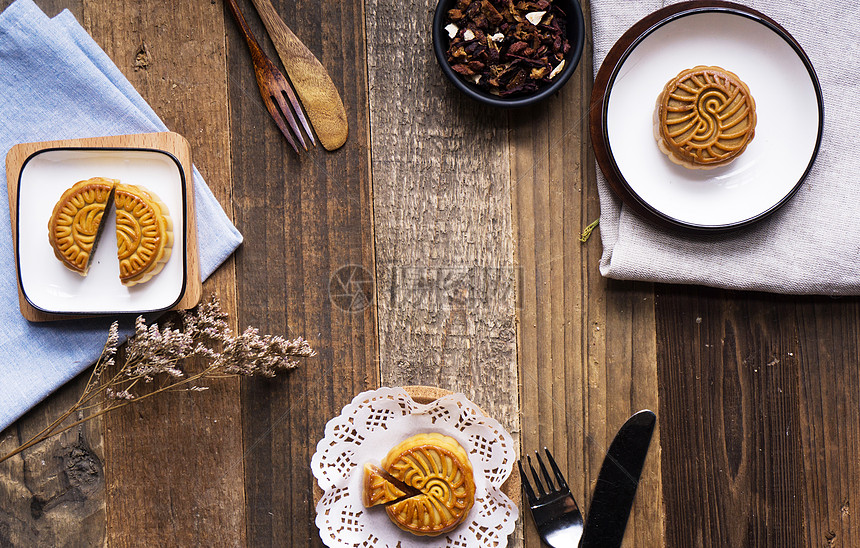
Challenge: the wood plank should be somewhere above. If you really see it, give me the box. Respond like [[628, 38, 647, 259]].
[[225, 0, 377, 545], [0, 3, 100, 547], [511, 2, 663, 546], [600, 282, 662, 548], [0, 0, 78, 15], [81, 0, 245, 546], [0, 2, 215, 547], [657, 288, 860, 547], [364, 0, 523, 538], [364, 0, 520, 434], [0, 371, 105, 547]]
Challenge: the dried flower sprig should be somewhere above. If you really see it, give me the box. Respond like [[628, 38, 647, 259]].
[[0, 295, 314, 464]]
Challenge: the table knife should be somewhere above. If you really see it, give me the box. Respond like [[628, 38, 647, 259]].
[[580, 409, 656, 548]]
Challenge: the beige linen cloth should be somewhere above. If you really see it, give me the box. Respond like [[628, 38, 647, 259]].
[[591, 0, 859, 295]]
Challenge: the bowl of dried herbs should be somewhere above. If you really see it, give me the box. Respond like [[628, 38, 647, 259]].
[[433, 0, 585, 107]]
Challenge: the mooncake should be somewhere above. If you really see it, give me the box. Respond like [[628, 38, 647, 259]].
[[114, 183, 173, 286], [48, 177, 117, 275], [362, 463, 412, 507], [655, 66, 756, 169], [363, 433, 476, 536]]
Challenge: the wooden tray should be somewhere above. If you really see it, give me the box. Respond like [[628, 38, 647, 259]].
[[5, 132, 202, 321]]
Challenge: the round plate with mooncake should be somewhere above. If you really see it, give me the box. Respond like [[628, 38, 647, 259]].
[[14, 146, 188, 315], [590, 1, 823, 230], [311, 386, 519, 548]]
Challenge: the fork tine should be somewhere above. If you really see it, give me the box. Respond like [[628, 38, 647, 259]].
[[526, 454, 547, 497], [543, 448, 569, 492], [280, 84, 315, 147], [267, 64, 314, 148], [521, 448, 585, 548], [271, 86, 308, 150], [261, 94, 300, 153], [535, 450, 557, 493], [518, 460, 538, 505]]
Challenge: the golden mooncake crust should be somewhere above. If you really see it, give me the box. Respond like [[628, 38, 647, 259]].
[[655, 65, 756, 169], [115, 183, 173, 286], [48, 177, 117, 275], [362, 463, 408, 507], [370, 433, 476, 537]]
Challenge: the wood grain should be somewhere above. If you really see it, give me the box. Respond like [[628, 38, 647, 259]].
[[363, 0, 523, 533], [0, 371, 105, 547], [511, 2, 663, 546], [226, 0, 376, 546], [0, 1, 232, 546], [81, 1, 246, 546], [657, 287, 860, 547]]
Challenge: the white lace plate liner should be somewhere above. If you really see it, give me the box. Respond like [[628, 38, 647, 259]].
[[311, 387, 518, 548]]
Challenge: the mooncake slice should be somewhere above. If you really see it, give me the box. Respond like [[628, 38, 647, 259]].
[[369, 433, 476, 537], [114, 183, 173, 286], [48, 177, 117, 275], [655, 65, 756, 169], [363, 463, 409, 507]]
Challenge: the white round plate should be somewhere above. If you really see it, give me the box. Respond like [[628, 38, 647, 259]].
[[17, 148, 187, 314], [603, 7, 823, 229]]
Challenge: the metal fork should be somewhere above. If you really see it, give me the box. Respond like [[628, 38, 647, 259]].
[[519, 448, 585, 548], [225, 0, 315, 153]]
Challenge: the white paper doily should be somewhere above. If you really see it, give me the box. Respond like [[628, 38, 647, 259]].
[[311, 387, 518, 548]]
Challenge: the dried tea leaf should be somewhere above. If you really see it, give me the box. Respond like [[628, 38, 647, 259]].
[[445, 0, 570, 97]]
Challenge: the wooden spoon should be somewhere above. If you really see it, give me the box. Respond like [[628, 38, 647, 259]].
[[249, 0, 348, 151]]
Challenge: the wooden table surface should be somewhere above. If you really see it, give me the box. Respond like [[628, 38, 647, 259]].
[[1, 0, 858, 546]]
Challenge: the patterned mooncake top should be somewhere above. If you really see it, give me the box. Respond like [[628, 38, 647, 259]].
[[364, 433, 476, 536], [657, 65, 756, 169], [48, 177, 117, 275], [114, 183, 173, 286]]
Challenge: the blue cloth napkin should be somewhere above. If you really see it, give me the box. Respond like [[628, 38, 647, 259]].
[[0, 0, 243, 432]]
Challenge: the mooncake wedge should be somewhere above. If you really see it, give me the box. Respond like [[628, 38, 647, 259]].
[[48, 177, 117, 275], [114, 183, 173, 286], [362, 463, 423, 507]]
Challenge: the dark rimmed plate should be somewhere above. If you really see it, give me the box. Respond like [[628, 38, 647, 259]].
[[17, 147, 187, 315], [590, 1, 824, 231]]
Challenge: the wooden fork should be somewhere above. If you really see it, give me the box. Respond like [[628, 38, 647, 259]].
[[225, 0, 315, 153]]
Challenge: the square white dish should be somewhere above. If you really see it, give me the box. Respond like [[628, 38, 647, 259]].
[[16, 147, 187, 315]]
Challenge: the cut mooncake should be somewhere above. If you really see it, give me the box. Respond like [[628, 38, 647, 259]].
[[362, 463, 421, 507], [114, 183, 173, 286], [363, 433, 476, 536], [655, 65, 756, 169], [47, 177, 117, 275], [48, 179, 173, 286]]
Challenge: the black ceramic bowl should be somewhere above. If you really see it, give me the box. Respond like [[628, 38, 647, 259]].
[[432, 0, 585, 108]]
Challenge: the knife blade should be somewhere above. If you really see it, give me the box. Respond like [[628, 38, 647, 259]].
[[580, 409, 656, 548]]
